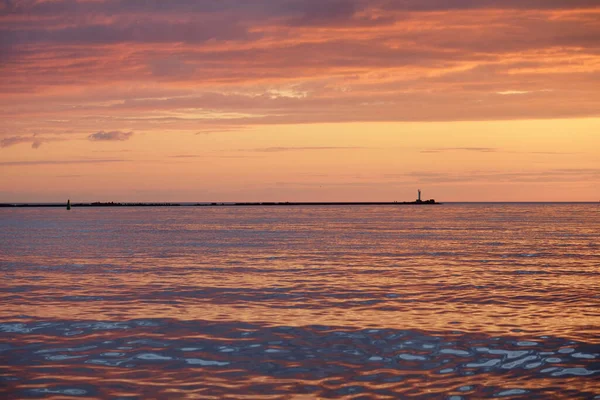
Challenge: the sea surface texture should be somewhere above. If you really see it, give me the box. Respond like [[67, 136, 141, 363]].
[[1, 204, 599, 399]]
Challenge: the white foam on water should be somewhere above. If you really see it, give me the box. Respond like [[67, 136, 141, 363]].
[[218, 347, 236, 353], [30, 388, 87, 396], [516, 341, 538, 346], [440, 349, 470, 356], [541, 367, 559, 373], [64, 330, 84, 336], [525, 362, 543, 369], [135, 320, 160, 327], [186, 358, 229, 366], [265, 348, 287, 353], [466, 359, 501, 368], [101, 352, 125, 357], [0, 323, 32, 333], [558, 348, 575, 354], [78, 322, 125, 331], [136, 353, 173, 361], [496, 389, 528, 397], [545, 357, 562, 363], [46, 355, 84, 361], [36, 345, 97, 354], [571, 352, 596, 359], [501, 355, 538, 369], [398, 354, 427, 361], [551, 368, 596, 377], [475, 348, 530, 359], [85, 359, 125, 366], [62, 389, 87, 395]]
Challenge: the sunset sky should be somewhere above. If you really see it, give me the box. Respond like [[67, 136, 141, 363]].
[[1, 0, 599, 202]]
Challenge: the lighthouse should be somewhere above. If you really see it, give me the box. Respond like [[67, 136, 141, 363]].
[[417, 189, 422, 202]]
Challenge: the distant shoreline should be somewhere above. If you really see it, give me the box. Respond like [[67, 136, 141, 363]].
[[0, 201, 441, 208], [2, 202, 598, 208]]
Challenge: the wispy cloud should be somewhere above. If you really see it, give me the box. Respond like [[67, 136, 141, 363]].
[[0, 159, 128, 167], [91, 149, 132, 153], [1, 135, 44, 149], [496, 89, 554, 95], [88, 131, 133, 142], [496, 91, 531, 96], [421, 147, 498, 154], [400, 168, 600, 184], [168, 154, 261, 159], [248, 146, 365, 153]]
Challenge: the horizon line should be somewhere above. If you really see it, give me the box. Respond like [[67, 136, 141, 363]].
[[1, 201, 599, 207]]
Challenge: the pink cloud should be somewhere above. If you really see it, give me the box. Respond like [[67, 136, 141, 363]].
[[1, 1, 599, 143]]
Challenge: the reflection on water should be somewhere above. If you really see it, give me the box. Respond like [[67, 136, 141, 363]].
[[1, 204, 599, 398], [1, 319, 599, 398]]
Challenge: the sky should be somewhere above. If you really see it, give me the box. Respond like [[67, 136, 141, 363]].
[[1, 0, 599, 202]]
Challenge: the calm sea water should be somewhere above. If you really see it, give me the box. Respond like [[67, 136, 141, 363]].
[[1, 204, 599, 399]]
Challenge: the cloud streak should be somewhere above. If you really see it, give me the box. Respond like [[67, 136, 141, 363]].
[[0, 136, 42, 149], [88, 131, 134, 142], [248, 146, 365, 153], [421, 147, 498, 154], [0, 159, 128, 167], [0, 135, 63, 149], [401, 168, 600, 184]]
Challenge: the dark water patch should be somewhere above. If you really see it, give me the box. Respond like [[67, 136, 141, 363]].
[[1, 319, 599, 398], [6, 282, 597, 312], [0, 285, 49, 293]]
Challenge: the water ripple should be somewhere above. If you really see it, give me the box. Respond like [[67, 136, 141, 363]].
[[1, 204, 599, 398], [1, 319, 599, 398]]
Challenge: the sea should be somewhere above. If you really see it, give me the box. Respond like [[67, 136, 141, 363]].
[[1, 203, 599, 399]]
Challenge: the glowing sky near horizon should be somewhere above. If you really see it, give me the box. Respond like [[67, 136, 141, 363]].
[[1, 0, 599, 202]]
